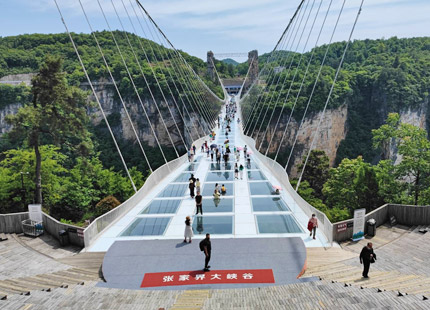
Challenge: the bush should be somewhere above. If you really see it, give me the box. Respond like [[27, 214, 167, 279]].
[[95, 195, 121, 217]]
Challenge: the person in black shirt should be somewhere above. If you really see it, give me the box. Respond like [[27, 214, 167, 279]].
[[195, 192, 203, 215], [189, 174, 196, 198], [360, 242, 376, 278], [200, 233, 211, 271]]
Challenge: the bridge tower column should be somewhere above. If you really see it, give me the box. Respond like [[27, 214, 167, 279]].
[[247, 50, 258, 87], [207, 51, 215, 81]]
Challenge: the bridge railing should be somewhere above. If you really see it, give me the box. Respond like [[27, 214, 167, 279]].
[[240, 135, 334, 244], [83, 135, 210, 248]]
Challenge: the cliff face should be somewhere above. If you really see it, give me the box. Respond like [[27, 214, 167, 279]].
[[255, 99, 429, 178], [0, 74, 207, 150], [0, 102, 20, 135], [257, 105, 348, 177]]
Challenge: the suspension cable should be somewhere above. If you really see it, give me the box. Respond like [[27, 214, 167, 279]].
[[296, 0, 364, 190], [254, 0, 318, 147], [53, 0, 137, 192], [79, 0, 160, 168]]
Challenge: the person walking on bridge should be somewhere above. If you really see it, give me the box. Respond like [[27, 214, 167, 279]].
[[199, 233, 211, 271], [360, 242, 376, 278], [308, 214, 318, 239]]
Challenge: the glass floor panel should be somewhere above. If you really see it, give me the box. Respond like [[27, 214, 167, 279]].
[[140, 199, 181, 214], [192, 215, 233, 235], [210, 163, 233, 171], [256, 214, 303, 234], [200, 198, 233, 213], [249, 181, 278, 196], [120, 217, 171, 236], [157, 184, 187, 198], [251, 197, 290, 212], [245, 161, 259, 169], [202, 183, 234, 196], [247, 170, 267, 181], [184, 163, 199, 172], [174, 172, 195, 182], [206, 171, 234, 182]]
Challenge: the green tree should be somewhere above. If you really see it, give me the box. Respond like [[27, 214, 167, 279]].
[[6, 56, 91, 204], [298, 150, 329, 199], [373, 113, 430, 205], [323, 156, 383, 213], [0, 146, 67, 213]]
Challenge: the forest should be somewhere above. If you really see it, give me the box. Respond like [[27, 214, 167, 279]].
[[0, 32, 222, 225], [1, 34, 429, 225]]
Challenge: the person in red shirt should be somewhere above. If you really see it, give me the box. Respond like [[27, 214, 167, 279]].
[[308, 214, 318, 239]]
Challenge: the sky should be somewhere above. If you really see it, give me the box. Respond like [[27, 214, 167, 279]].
[[1, 0, 429, 62]]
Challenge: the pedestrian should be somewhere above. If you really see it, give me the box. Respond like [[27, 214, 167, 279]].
[[234, 163, 239, 179], [190, 147, 194, 162], [221, 184, 227, 195], [308, 214, 318, 239], [199, 233, 211, 271], [195, 191, 203, 215], [210, 149, 214, 161], [195, 178, 201, 193], [184, 216, 193, 243], [360, 242, 376, 278], [201, 144, 204, 153], [244, 145, 247, 156], [216, 151, 221, 164], [239, 164, 244, 179], [189, 174, 196, 198], [187, 149, 191, 162]]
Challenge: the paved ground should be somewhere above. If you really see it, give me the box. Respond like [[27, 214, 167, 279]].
[[100, 237, 316, 290]]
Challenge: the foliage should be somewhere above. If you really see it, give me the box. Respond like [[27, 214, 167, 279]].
[[298, 150, 329, 199], [95, 195, 121, 218], [0, 83, 31, 109], [6, 56, 92, 204], [0, 32, 224, 98], [372, 113, 430, 205], [323, 156, 384, 214]]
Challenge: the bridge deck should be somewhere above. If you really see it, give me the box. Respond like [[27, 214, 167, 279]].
[[88, 102, 330, 252]]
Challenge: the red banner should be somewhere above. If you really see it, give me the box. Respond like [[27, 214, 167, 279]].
[[140, 269, 275, 288]]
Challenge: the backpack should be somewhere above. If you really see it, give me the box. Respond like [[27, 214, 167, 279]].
[[199, 239, 205, 251]]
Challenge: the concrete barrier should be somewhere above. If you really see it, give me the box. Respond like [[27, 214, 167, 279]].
[[0, 211, 84, 247]]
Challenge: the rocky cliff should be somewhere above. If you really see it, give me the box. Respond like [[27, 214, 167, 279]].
[[255, 99, 429, 178], [0, 74, 209, 151]]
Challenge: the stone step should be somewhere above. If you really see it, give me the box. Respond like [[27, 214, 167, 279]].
[[0, 281, 30, 295], [37, 273, 83, 285], [68, 267, 99, 277], [338, 271, 395, 284], [2, 279, 48, 291], [364, 274, 419, 289], [307, 264, 357, 277], [390, 277, 430, 292], [29, 276, 66, 287], [56, 269, 98, 280], [51, 270, 94, 281]]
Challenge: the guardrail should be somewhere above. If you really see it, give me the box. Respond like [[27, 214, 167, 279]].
[[332, 203, 430, 242], [83, 135, 210, 248], [240, 135, 334, 244], [0, 211, 84, 247]]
